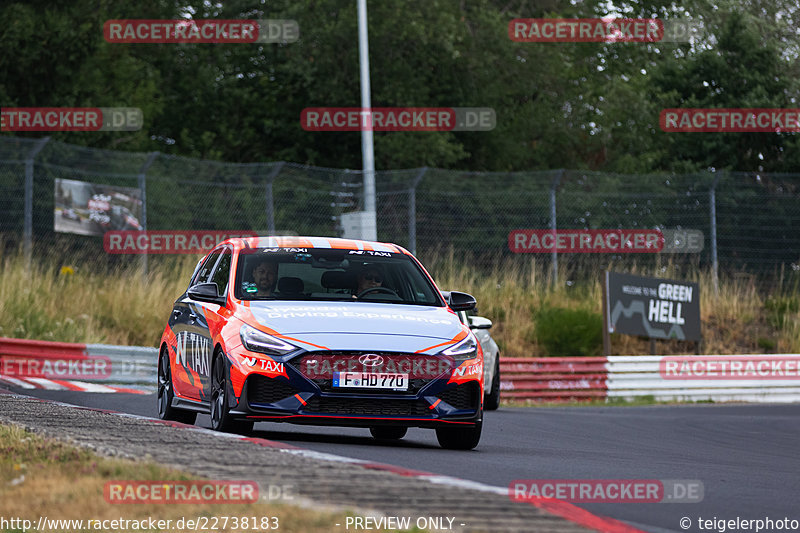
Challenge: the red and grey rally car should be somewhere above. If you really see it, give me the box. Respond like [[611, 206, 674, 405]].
[[158, 236, 484, 449]]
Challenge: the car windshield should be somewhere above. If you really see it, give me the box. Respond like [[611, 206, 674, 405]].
[[235, 248, 444, 306]]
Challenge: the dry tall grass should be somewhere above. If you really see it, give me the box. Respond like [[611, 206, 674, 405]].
[[1, 245, 797, 355], [0, 248, 197, 346]]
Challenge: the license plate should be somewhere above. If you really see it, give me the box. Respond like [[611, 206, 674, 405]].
[[333, 372, 408, 391]]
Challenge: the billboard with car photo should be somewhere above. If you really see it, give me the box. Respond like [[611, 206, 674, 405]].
[[54, 178, 142, 236]]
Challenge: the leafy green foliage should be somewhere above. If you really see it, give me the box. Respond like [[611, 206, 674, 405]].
[[533, 305, 603, 356], [2, 0, 799, 172]]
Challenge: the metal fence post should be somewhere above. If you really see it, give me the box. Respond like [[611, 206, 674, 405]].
[[709, 172, 721, 296], [408, 167, 427, 255], [265, 162, 284, 234], [550, 170, 563, 286], [137, 152, 159, 277], [23, 136, 50, 267]]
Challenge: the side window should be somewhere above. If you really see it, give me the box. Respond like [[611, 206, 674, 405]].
[[188, 258, 203, 286], [210, 249, 232, 295], [191, 250, 221, 286]]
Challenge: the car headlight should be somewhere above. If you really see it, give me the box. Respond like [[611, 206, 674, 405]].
[[440, 334, 478, 360], [240, 324, 298, 356]]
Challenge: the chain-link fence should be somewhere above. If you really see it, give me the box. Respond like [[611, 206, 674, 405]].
[[1, 135, 798, 282]]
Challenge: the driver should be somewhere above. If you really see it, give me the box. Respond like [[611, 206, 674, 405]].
[[248, 258, 278, 297], [353, 265, 383, 297]]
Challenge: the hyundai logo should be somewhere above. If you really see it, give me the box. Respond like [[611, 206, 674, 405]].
[[358, 354, 384, 367]]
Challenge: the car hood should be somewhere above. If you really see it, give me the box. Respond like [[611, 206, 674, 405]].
[[240, 301, 463, 351]]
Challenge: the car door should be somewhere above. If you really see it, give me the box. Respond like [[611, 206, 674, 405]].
[[200, 246, 234, 400], [171, 248, 220, 400]]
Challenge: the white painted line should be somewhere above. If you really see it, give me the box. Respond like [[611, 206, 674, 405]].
[[65, 381, 118, 393], [24, 377, 66, 390], [0, 375, 35, 389], [425, 475, 508, 496], [282, 448, 367, 464]]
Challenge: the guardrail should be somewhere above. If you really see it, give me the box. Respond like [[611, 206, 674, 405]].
[[84, 343, 158, 385], [0, 337, 88, 360], [500, 355, 800, 403], [498, 357, 608, 401], [0, 337, 157, 386]]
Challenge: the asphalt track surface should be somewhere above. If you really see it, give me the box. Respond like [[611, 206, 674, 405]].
[[9, 387, 800, 533]]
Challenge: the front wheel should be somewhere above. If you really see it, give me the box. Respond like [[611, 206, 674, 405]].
[[157, 347, 197, 425], [435, 419, 482, 450], [210, 352, 253, 434], [484, 356, 501, 411]]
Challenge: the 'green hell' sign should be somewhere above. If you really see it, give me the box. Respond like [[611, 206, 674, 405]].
[[605, 272, 701, 341]]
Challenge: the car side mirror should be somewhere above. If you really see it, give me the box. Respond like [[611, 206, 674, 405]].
[[448, 291, 477, 312], [187, 282, 226, 306], [468, 316, 493, 329]]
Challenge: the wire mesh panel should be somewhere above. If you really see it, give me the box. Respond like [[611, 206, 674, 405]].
[[0, 161, 26, 236], [0, 138, 51, 244], [551, 170, 714, 278], [375, 167, 427, 252], [413, 168, 555, 261], [1, 135, 800, 280], [715, 172, 800, 273], [273, 163, 361, 238], [147, 154, 277, 232]]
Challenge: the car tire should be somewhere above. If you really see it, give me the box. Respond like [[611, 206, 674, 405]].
[[484, 355, 501, 411], [157, 347, 197, 425], [210, 352, 253, 434], [435, 418, 482, 450], [369, 426, 408, 440]]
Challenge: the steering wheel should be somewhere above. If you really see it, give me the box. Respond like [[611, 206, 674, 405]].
[[356, 286, 400, 299]]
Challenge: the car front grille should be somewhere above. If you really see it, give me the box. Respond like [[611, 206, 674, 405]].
[[303, 396, 431, 417], [246, 375, 299, 406]]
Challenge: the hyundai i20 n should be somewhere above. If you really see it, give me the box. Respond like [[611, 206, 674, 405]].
[[157, 237, 484, 449]]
